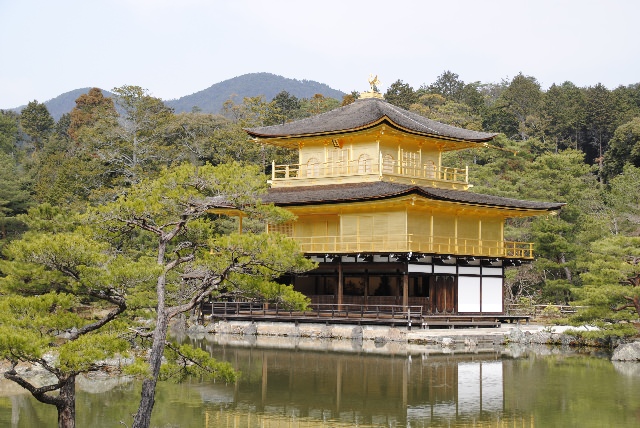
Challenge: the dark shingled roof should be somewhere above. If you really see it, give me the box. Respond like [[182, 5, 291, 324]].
[[262, 182, 564, 211], [246, 97, 496, 142]]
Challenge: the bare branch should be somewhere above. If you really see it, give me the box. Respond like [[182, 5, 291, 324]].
[[3, 368, 65, 406], [128, 327, 154, 338], [69, 299, 127, 340]]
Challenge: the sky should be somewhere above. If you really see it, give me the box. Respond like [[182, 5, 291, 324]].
[[1, 0, 639, 109]]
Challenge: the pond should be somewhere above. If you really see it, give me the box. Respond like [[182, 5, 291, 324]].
[[1, 336, 639, 427]]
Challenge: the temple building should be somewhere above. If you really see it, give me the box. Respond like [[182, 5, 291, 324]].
[[244, 87, 563, 316]]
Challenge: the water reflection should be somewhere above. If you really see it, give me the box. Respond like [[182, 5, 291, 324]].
[[2, 338, 640, 427], [199, 342, 518, 427]]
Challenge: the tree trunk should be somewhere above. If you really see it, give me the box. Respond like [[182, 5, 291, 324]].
[[56, 376, 76, 428], [131, 313, 170, 428], [560, 253, 572, 282], [632, 296, 640, 319]]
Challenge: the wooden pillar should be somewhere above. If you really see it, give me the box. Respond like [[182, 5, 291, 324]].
[[337, 260, 343, 307], [429, 214, 434, 253], [402, 272, 409, 308], [478, 219, 482, 256], [454, 216, 458, 254], [364, 269, 369, 306]]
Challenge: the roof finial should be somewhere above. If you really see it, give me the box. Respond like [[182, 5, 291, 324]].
[[368, 74, 381, 93], [361, 74, 384, 99]]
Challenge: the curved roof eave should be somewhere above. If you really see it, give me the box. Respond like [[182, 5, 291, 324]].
[[248, 116, 497, 144], [262, 182, 565, 212], [245, 97, 497, 143]]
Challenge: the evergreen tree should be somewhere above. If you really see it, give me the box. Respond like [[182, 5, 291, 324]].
[[0, 163, 314, 428], [267, 90, 301, 125], [604, 164, 640, 235], [497, 73, 543, 140], [601, 117, 640, 181], [426, 70, 465, 102], [583, 83, 622, 164], [0, 152, 31, 241], [384, 79, 417, 109], [572, 235, 640, 335], [541, 82, 586, 152], [20, 100, 54, 151], [0, 207, 136, 428], [0, 110, 19, 154]]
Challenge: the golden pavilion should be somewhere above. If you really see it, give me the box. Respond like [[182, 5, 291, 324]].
[[244, 87, 563, 317]]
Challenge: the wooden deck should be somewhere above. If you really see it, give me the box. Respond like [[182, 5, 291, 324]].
[[198, 302, 529, 329]]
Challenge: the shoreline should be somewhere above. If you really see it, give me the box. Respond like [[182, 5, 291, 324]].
[[180, 320, 620, 357], [1, 321, 626, 398]]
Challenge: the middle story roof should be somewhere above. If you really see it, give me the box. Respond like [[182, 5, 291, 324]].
[[261, 181, 564, 214]]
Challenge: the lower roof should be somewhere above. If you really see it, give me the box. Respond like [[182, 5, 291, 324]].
[[262, 181, 564, 212]]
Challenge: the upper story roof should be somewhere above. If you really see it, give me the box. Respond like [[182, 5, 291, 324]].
[[246, 97, 497, 143]]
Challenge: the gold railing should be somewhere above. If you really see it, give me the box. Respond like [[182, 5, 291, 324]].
[[271, 159, 468, 184], [288, 234, 534, 259]]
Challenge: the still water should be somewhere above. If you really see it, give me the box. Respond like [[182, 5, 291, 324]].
[[1, 337, 640, 427]]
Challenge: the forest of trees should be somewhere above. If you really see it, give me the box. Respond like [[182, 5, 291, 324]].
[[0, 71, 639, 426], [380, 71, 640, 330]]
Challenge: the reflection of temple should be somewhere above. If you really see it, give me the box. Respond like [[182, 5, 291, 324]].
[[199, 345, 532, 427], [242, 87, 563, 317]]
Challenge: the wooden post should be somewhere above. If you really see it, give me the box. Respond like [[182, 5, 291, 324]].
[[337, 260, 343, 308], [478, 219, 482, 256], [364, 269, 369, 307], [429, 214, 434, 253], [402, 272, 409, 309]]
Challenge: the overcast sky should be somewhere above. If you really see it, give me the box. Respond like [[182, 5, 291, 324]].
[[1, 0, 639, 109]]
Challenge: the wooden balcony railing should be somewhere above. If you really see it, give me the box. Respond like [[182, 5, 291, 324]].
[[199, 301, 424, 326], [287, 234, 534, 259], [271, 158, 468, 185]]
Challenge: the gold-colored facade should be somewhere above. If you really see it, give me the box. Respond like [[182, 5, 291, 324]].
[[268, 124, 474, 190], [262, 123, 546, 260], [243, 93, 562, 315]]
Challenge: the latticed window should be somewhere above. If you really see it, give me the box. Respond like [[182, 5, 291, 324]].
[[358, 154, 371, 173], [424, 159, 436, 178], [402, 151, 418, 165], [268, 222, 294, 237], [306, 157, 320, 177], [328, 148, 350, 174], [402, 151, 420, 175], [382, 154, 394, 173]]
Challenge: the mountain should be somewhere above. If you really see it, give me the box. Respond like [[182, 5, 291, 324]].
[[165, 72, 346, 114], [8, 73, 346, 121], [10, 88, 114, 121]]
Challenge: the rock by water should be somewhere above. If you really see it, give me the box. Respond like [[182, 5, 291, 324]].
[[612, 341, 640, 361]]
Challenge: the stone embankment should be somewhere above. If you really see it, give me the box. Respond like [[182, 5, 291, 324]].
[[184, 320, 624, 355]]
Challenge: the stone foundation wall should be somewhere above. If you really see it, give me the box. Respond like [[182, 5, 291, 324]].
[[205, 320, 399, 341]]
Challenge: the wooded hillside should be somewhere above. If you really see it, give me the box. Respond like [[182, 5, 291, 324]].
[[9, 73, 345, 121], [1, 70, 640, 337]]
